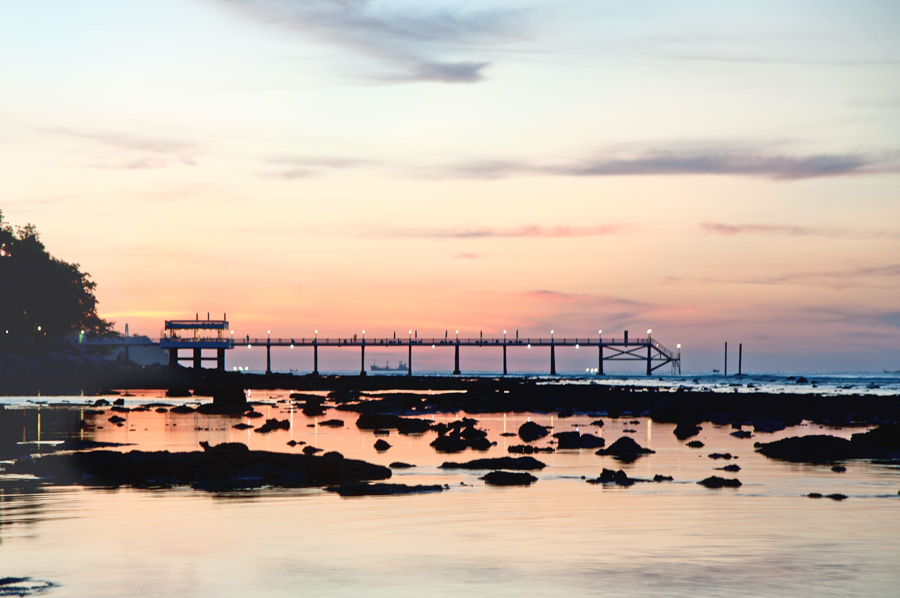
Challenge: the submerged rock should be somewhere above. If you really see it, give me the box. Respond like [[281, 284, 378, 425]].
[[686, 440, 705, 448], [374, 439, 391, 452], [755, 435, 854, 463], [553, 431, 606, 449], [389, 462, 415, 469], [508, 445, 555, 455], [698, 476, 742, 488], [326, 482, 444, 496], [8, 442, 391, 491], [673, 422, 702, 440], [595, 437, 655, 461], [440, 456, 546, 470], [586, 468, 633, 486], [518, 421, 550, 442], [480, 471, 538, 486], [254, 418, 290, 434]]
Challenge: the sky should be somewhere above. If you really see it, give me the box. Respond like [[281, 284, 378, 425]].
[[2, 0, 899, 374]]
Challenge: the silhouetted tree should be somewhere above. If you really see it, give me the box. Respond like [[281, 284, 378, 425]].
[[0, 211, 114, 337]]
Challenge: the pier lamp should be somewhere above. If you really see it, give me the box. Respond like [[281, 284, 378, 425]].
[[455, 330, 459, 341], [315, 330, 318, 341], [647, 329, 652, 340], [362, 330, 365, 341], [504, 330, 507, 343]]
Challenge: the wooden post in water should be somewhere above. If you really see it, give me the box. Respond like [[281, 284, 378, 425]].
[[408, 333, 412, 376], [738, 343, 743, 375]]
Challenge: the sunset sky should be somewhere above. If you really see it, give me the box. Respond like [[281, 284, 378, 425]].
[[2, 0, 899, 373]]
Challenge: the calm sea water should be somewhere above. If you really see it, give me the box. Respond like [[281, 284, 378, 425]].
[[2, 383, 899, 597]]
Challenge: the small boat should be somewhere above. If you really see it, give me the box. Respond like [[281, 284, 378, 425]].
[[371, 360, 407, 372], [712, 369, 721, 374]]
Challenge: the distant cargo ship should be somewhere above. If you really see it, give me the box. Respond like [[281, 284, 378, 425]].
[[371, 360, 407, 372]]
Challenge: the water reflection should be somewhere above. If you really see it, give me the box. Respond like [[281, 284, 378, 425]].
[[1, 395, 898, 597]]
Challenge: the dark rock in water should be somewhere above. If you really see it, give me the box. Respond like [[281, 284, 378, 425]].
[[480, 471, 538, 486], [578, 434, 606, 448], [430, 436, 468, 453], [232, 423, 253, 430], [110, 405, 131, 413], [244, 411, 264, 419], [753, 419, 787, 433], [622, 429, 637, 434], [508, 444, 555, 455], [429, 419, 493, 453], [719, 464, 741, 472], [698, 476, 742, 488], [166, 388, 192, 398], [170, 405, 195, 414], [108, 415, 126, 424], [323, 451, 343, 459], [756, 435, 855, 463], [7, 442, 391, 490], [500, 432, 517, 437], [319, 419, 344, 427], [586, 468, 633, 486], [808, 492, 824, 499], [441, 456, 546, 470], [553, 431, 581, 449], [553, 431, 606, 449], [212, 385, 246, 408], [673, 422, 702, 440], [373, 429, 391, 436], [826, 493, 848, 501], [687, 440, 705, 448], [518, 421, 550, 442], [155, 407, 169, 414], [93, 399, 110, 406], [731, 430, 753, 439], [590, 419, 605, 427], [831, 465, 847, 473], [286, 440, 298, 446], [795, 376, 809, 384], [390, 462, 415, 469], [374, 439, 391, 452], [356, 414, 432, 435], [326, 482, 444, 496], [112, 397, 125, 404], [254, 418, 290, 434], [596, 437, 655, 461], [302, 404, 327, 417], [653, 474, 674, 482], [303, 446, 323, 455], [850, 424, 900, 459], [708, 453, 734, 460]]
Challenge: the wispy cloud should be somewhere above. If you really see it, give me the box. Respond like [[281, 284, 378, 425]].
[[378, 224, 626, 239], [702, 222, 823, 237], [666, 263, 900, 290], [701, 222, 900, 239], [447, 148, 898, 180], [212, 0, 520, 83], [266, 156, 371, 179], [47, 128, 199, 169]]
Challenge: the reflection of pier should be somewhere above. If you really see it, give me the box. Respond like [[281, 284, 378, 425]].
[[81, 321, 680, 376]]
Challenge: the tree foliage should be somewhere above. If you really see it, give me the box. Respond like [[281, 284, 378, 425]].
[[0, 211, 114, 337]]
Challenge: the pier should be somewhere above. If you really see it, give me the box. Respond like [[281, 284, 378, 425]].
[[83, 325, 681, 376]]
